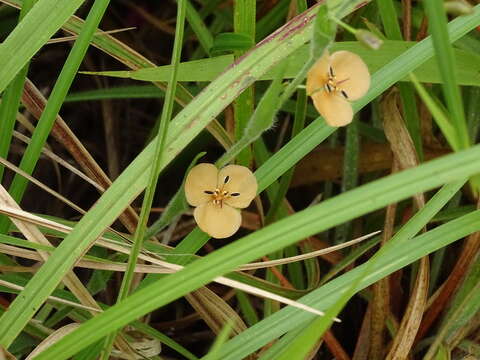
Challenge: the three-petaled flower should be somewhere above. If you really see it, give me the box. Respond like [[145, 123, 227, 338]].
[[184, 163, 258, 239], [306, 50, 370, 127]]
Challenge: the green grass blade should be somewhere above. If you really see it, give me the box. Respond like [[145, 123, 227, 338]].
[[65, 86, 164, 102], [0, 0, 112, 234], [423, 0, 470, 149], [409, 73, 459, 150], [264, 88, 307, 224], [1, 2, 478, 350], [0, 0, 335, 345], [233, 0, 255, 165], [0, 0, 85, 92], [185, 0, 213, 55], [218, 178, 467, 359], [0, 0, 35, 182], [335, 120, 359, 243], [89, 42, 480, 86], [202, 321, 234, 360], [103, 4, 187, 355], [133, 321, 199, 360], [235, 291, 259, 326], [144, 152, 205, 239], [376, 0, 402, 38], [377, 0, 423, 158], [28, 144, 480, 359]]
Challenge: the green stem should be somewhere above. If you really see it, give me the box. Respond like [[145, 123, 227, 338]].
[[101, 0, 187, 358]]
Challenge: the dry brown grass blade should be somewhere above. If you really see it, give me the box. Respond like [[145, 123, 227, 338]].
[[0, 185, 101, 312], [100, 96, 120, 179], [0, 187, 135, 357], [0, 280, 101, 313], [237, 210, 342, 264], [416, 231, 480, 341], [0, 229, 374, 274], [0, 243, 171, 274], [0, 346, 16, 360], [125, 2, 176, 34], [0, 201, 374, 273], [0, 205, 337, 319], [370, 182, 397, 360], [12, 131, 105, 191], [381, 89, 430, 360], [21, 78, 140, 234], [25, 323, 80, 360], [239, 231, 380, 270], [0, 156, 85, 215], [19, 77, 239, 339], [424, 281, 480, 359], [323, 331, 351, 360], [185, 289, 248, 336], [353, 306, 372, 360], [46, 27, 137, 44], [386, 259, 429, 360]]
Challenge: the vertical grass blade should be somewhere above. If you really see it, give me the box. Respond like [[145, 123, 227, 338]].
[[423, 0, 470, 149], [0, 0, 36, 182]]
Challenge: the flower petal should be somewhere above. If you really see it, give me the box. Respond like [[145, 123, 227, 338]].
[[311, 91, 354, 127], [184, 163, 218, 206], [218, 165, 258, 208], [306, 50, 330, 96], [194, 203, 242, 239], [331, 50, 370, 101]]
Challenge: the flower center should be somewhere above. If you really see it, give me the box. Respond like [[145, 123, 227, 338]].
[[322, 66, 350, 100], [203, 175, 240, 208]]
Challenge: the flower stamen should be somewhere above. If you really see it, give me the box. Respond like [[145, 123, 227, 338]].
[[203, 185, 243, 208]]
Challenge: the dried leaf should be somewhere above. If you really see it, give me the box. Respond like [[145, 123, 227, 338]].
[[380, 89, 430, 360]]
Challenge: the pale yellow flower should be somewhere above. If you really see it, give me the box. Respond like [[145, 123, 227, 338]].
[[306, 50, 370, 127], [184, 163, 258, 239]]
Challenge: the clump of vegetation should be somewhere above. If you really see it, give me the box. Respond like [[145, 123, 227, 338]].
[[0, 0, 479, 359]]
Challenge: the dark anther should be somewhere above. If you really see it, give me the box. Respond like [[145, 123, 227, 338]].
[[224, 175, 230, 184], [325, 83, 332, 93], [204, 190, 214, 194], [231, 193, 240, 196], [341, 90, 349, 99], [329, 66, 334, 77]]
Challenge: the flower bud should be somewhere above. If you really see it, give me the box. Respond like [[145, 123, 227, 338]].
[[355, 29, 383, 50]]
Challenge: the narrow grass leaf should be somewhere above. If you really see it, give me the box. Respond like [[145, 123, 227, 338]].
[[0, 0, 112, 234], [30, 144, 480, 359], [1, 2, 478, 350], [423, 0, 470, 149]]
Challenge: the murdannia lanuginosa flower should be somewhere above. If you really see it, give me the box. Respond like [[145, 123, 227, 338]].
[[306, 50, 370, 127], [185, 164, 258, 238]]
